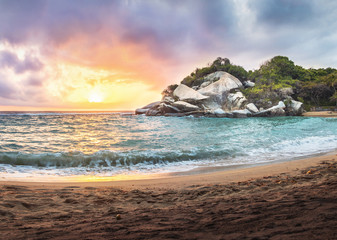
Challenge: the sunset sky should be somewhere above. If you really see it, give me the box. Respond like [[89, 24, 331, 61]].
[[0, 0, 336, 111]]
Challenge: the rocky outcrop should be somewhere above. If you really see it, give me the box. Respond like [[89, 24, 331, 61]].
[[172, 101, 200, 112], [286, 100, 304, 116], [246, 103, 259, 113], [162, 96, 175, 104], [200, 81, 212, 89], [173, 84, 209, 102], [196, 71, 245, 111], [212, 108, 226, 117], [145, 108, 161, 116], [232, 109, 252, 118], [198, 71, 243, 96], [135, 108, 148, 115], [225, 92, 247, 110], [135, 70, 304, 118], [135, 101, 160, 115], [160, 103, 180, 114], [254, 101, 286, 117], [279, 88, 294, 99]]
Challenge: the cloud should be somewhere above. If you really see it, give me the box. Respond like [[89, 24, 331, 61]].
[[0, 0, 337, 110], [25, 76, 43, 87], [0, 0, 46, 44], [250, 0, 314, 27], [0, 0, 237, 63], [0, 50, 43, 73], [0, 74, 16, 99]]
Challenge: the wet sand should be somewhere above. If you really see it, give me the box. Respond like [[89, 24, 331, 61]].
[[1, 153, 337, 240]]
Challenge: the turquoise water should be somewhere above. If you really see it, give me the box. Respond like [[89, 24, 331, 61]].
[[0, 112, 337, 181]]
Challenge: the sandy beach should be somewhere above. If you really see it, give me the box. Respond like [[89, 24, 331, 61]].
[[303, 111, 337, 118], [1, 152, 336, 240]]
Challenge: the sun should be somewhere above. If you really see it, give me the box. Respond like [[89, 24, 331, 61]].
[[88, 91, 104, 103]]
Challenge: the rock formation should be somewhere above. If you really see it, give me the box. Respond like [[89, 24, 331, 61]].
[[135, 70, 304, 118]]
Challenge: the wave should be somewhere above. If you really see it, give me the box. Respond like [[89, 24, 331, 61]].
[[0, 149, 236, 168], [1, 135, 336, 170]]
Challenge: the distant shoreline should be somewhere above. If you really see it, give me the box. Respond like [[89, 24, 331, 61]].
[[303, 111, 337, 118], [1, 110, 337, 118]]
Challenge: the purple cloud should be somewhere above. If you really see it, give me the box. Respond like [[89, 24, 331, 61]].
[[0, 50, 43, 73], [0, 74, 15, 99], [0, 0, 336, 110], [26, 76, 43, 87]]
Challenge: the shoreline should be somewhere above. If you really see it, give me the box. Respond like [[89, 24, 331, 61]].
[[303, 110, 337, 118], [1, 150, 336, 190]]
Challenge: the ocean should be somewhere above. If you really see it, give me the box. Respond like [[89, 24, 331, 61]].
[[0, 112, 337, 181]]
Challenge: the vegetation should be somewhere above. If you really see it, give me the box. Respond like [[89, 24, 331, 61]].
[[161, 84, 178, 98], [179, 56, 337, 108], [181, 57, 248, 87]]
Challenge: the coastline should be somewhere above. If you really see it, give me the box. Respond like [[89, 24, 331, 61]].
[[1, 151, 336, 239], [303, 110, 337, 118], [1, 150, 336, 190]]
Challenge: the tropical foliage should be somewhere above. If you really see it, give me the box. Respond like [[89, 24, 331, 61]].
[[180, 56, 337, 108]]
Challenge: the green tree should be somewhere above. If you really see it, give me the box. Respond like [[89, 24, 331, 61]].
[[322, 72, 337, 106], [330, 92, 337, 106], [161, 84, 178, 98]]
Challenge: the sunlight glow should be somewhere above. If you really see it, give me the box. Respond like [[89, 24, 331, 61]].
[[45, 63, 161, 109], [88, 91, 104, 103], [0, 43, 162, 111]]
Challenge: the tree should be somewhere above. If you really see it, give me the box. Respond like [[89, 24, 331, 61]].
[[322, 72, 337, 106], [161, 84, 178, 98], [299, 82, 331, 106], [258, 56, 297, 79], [330, 92, 337, 107]]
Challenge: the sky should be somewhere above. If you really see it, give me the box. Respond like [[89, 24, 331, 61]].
[[0, 0, 336, 111]]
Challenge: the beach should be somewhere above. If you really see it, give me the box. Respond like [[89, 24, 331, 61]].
[[303, 111, 337, 118], [1, 0, 337, 239], [1, 152, 336, 240]]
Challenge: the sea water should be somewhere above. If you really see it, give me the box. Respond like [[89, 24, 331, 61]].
[[0, 112, 336, 181]]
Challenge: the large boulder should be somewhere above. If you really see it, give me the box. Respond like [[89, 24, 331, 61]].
[[254, 101, 286, 117], [172, 101, 200, 112], [145, 108, 161, 116], [199, 95, 223, 110], [135, 101, 160, 115], [195, 72, 244, 111], [198, 71, 243, 96], [203, 71, 227, 82], [232, 109, 252, 118], [243, 80, 255, 88], [162, 96, 175, 104], [246, 103, 259, 113], [135, 108, 148, 115], [213, 108, 226, 115], [200, 81, 212, 89], [279, 87, 294, 99], [173, 84, 209, 102], [160, 103, 180, 114], [287, 100, 304, 116], [210, 108, 227, 118], [225, 91, 247, 110]]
